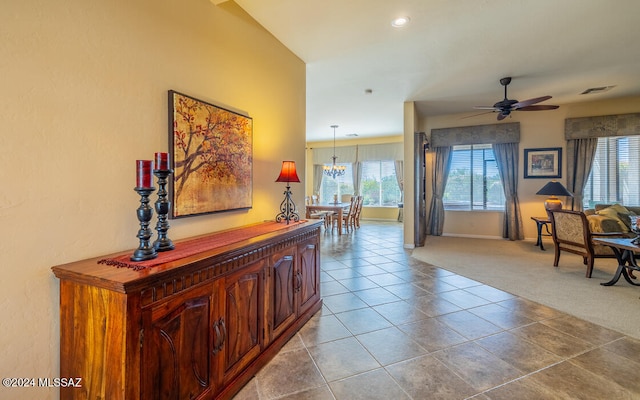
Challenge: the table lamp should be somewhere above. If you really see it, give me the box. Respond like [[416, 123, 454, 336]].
[[275, 161, 301, 224], [536, 181, 573, 211]]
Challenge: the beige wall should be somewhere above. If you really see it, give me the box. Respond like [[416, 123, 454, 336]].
[[0, 1, 305, 398], [415, 96, 640, 242], [403, 101, 419, 247]]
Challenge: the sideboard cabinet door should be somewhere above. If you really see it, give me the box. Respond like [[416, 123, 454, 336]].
[[266, 246, 298, 343], [141, 282, 215, 400], [217, 258, 266, 388], [297, 238, 320, 316]]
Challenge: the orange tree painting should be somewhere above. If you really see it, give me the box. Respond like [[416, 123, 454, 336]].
[[169, 91, 253, 218]]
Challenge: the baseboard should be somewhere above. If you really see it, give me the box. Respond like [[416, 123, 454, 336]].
[[440, 234, 546, 242], [441, 233, 505, 240]]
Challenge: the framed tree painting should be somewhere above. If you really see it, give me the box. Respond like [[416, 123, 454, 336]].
[[169, 90, 253, 218], [524, 147, 562, 179]]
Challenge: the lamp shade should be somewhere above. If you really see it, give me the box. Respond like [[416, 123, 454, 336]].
[[536, 181, 572, 212], [275, 161, 300, 183], [536, 181, 573, 197]]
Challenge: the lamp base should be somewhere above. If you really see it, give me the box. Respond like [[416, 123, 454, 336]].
[[544, 196, 563, 211], [275, 185, 300, 225]]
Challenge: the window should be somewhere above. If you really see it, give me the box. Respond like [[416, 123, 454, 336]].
[[361, 161, 401, 207], [319, 161, 402, 206], [320, 163, 353, 203], [583, 136, 640, 208], [443, 144, 505, 211]]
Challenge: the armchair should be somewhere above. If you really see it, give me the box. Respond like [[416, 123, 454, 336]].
[[548, 209, 628, 278]]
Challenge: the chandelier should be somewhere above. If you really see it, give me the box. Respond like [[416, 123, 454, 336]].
[[323, 125, 347, 179]]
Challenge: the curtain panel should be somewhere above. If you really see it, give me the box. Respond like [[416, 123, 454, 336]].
[[353, 162, 362, 195], [566, 138, 598, 211], [312, 165, 323, 196], [394, 160, 404, 200], [493, 142, 524, 240], [427, 146, 452, 236]]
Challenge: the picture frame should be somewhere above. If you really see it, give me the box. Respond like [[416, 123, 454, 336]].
[[524, 147, 562, 179], [168, 90, 253, 218]]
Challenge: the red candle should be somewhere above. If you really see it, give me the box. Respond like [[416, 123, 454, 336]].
[[155, 152, 169, 170], [136, 160, 153, 188]]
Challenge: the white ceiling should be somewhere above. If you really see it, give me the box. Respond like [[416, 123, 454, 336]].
[[231, 0, 640, 142]]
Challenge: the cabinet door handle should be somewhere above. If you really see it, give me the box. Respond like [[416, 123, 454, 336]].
[[218, 318, 226, 351], [295, 272, 302, 292], [212, 320, 221, 355]]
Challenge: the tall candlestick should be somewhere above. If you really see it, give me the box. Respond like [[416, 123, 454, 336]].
[[153, 167, 175, 252], [131, 187, 157, 261], [136, 160, 154, 188], [155, 152, 169, 171]]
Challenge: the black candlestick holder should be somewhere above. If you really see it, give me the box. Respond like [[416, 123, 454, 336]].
[[131, 187, 158, 261], [153, 168, 175, 251], [275, 184, 300, 225]]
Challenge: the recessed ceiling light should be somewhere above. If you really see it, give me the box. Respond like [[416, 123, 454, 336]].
[[391, 16, 410, 28]]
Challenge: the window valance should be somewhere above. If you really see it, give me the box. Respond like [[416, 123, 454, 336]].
[[356, 143, 403, 161], [312, 146, 357, 164], [564, 113, 640, 139], [430, 122, 520, 147], [311, 142, 403, 165]]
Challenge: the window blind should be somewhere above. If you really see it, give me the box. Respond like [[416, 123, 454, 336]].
[[584, 136, 640, 207]]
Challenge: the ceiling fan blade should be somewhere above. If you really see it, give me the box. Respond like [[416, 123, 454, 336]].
[[517, 105, 560, 111], [461, 111, 496, 119], [473, 106, 499, 110], [497, 113, 508, 121], [513, 95, 552, 109]]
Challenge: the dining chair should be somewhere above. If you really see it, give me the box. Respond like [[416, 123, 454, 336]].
[[332, 196, 357, 233], [341, 194, 354, 203], [305, 196, 331, 228], [352, 195, 364, 229]]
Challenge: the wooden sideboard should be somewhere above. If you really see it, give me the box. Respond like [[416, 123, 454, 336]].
[[52, 220, 323, 400]]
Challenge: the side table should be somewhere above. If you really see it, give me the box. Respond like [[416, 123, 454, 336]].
[[531, 216, 552, 251]]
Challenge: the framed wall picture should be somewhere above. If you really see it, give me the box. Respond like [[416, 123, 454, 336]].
[[169, 90, 253, 218], [524, 147, 562, 179]]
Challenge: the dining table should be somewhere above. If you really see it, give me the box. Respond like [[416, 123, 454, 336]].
[[306, 202, 351, 235]]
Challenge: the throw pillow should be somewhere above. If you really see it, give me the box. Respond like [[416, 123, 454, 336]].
[[608, 204, 636, 230], [618, 211, 638, 231], [596, 205, 630, 232], [608, 203, 630, 215]]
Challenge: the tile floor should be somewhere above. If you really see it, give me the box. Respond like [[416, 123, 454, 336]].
[[234, 221, 640, 399]]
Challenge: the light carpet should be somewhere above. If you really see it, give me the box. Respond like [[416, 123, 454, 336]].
[[411, 235, 640, 339]]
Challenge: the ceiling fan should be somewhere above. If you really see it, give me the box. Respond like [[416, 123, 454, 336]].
[[471, 77, 559, 121]]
